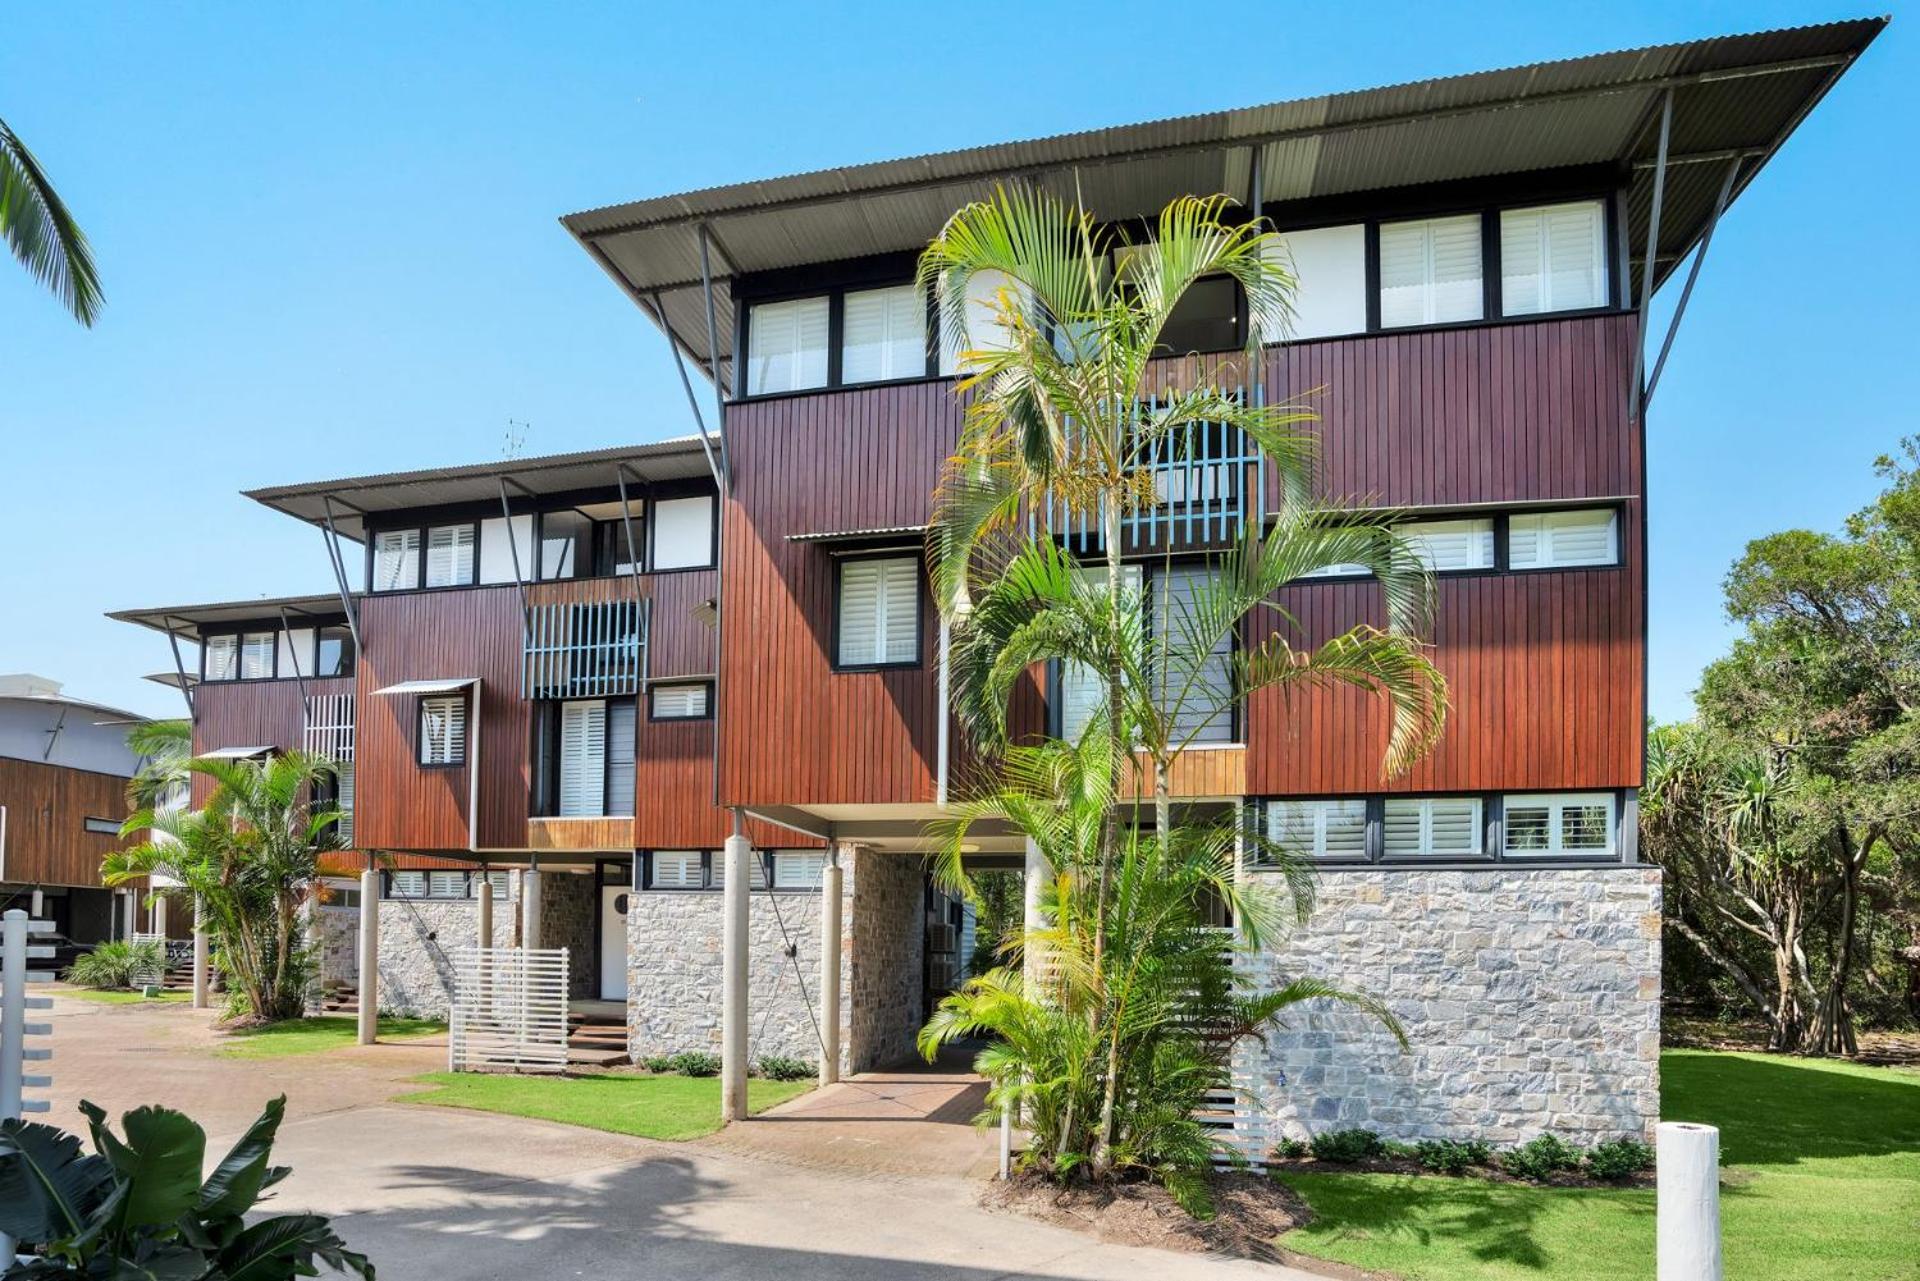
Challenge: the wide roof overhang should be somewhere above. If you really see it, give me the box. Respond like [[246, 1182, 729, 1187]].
[[562, 18, 1884, 384], [108, 593, 347, 642], [242, 438, 713, 543]]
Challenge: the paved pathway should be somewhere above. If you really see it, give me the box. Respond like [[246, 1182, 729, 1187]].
[[36, 994, 1321, 1281]]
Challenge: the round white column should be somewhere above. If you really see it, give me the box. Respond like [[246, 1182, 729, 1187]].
[[1657, 1122, 1722, 1281]]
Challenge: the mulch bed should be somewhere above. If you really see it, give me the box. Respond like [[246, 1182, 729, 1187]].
[[1263, 1154, 1655, 1189], [981, 1171, 1318, 1261]]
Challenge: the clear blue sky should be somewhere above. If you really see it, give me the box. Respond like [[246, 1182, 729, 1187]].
[[1, 2, 1911, 722]]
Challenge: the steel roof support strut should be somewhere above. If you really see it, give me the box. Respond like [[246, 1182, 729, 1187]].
[[319, 496, 363, 656], [1645, 159, 1739, 411], [163, 617, 197, 722], [654, 289, 726, 493], [1629, 88, 1673, 417]]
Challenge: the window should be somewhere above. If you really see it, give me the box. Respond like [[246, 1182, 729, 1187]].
[[711, 851, 769, 890], [649, 851, 704, 889], [557, 701, 606, 817], [939, 269, 1029, 376], [277, 628, 314, 680], [1508, 508, 1619, 569], [472, 872, 508, 900], [372, 529, 422, 591], [651, 495, 714, 570], [842, 284, 926, 384], [239, 631, 276, 680], [747, 296, 830, 394], [334, 762, 354, 846], [1501, 200, 1608, 316], [315, 627, 353, 677], [425, 523, 477, 588], [1152, 565, 1236, 745], [83, 816, 120, 836], [772, 850, 827, 889], [1503, 793, 1615, 857], [606, 702, 636, 818], [1395, 518, 1495, 572], [1264, 799, 1368, 862], [1057, 565, 1144, 741], [649, 682, 711, 720], [323, 880, 360, 910], [1382, 797, 1484, 858], [479, 514, 534, 584], [427, 870, 466, 898], [388, 870, 468, 899], [836, 557, 919, 667], [418, 695, 466, 766], [203, 635, 238, 682], [539, 510, 591, 580], [1378, 214, 1483, 328], [388, 870, 427, 898], [1270, 224, 1367, 340]]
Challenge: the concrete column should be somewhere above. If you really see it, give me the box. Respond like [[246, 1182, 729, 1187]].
[[191, 895, 209, 1009], [520, 866, 543, 951], [508, 871, 524, 947], [818, 845, 846, 1086], [720, 823, 751, 1122], [475, 871, 493, 948], [1023, 837, 1050, 993], [121, 890, 137, 940], [357, 863, 379, 1045], [153, 894, 168, 938]]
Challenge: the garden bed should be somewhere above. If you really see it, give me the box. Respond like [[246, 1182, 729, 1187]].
[[980, 1171, 1315, 1261], [1264, 1152, 1655, 1190]]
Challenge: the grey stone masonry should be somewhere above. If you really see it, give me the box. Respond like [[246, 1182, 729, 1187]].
[[376, 897, 515, 1019], [1242, 866, 1661, 1145], [847, 852, 925, 1072], [538, 871, 596, 998]]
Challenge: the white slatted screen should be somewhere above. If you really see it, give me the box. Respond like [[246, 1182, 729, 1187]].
[[373, 529, 421, 591], [425, 524, 477, 587], [1508, 508, 1618, 569], [747, 297, 830, 394], [419, 695, 466, 766], [558, 700, 607, 817], [1383, 797, 1484, 858], [1395, 518, 1496, 572], [1501, 200, 1607, 316], [1379, 214, 1483, 327], [449, 947, 569, 1074], [842, 284, 925, 383], [838, 558, 918, 666]]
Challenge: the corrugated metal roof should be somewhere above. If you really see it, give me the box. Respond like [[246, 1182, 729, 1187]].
[[563, 19, 1885, 368], [108, 593, 348, 639]]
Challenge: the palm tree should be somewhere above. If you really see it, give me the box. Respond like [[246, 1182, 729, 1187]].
[[126, 718, 192, 811], [107, 752, 343, 1023], [1, 116, 102, 325]]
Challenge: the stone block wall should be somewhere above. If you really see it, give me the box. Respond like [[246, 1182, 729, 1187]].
[[313, 908, 357, 986], [847, 852, 925, 1072], [1242, 866, 1662, 1144], [376, 897, 515, 1018], [538, 871, 597, 998]]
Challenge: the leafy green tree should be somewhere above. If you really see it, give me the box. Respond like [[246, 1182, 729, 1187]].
[[105, 753, 344, 1024], [1, 116, 101, 324]]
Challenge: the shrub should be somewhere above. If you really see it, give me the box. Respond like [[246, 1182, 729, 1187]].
[[1273, 1137, 1311, 1160], [1501, 1134, 1584, 1181], [756, 1055, 814, 1082], [640, 1055, 676, 1074], [668, 1051, 722, 1077], [65, 939, 165, 990], [1413, 1139, 1495, 1175], [1309, 1128, 1385, 1164], [1586, 1138, 1655, 1181]]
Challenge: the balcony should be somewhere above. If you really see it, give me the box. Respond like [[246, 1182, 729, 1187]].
[[1036, 409, 1267, 555], [522, 587, 647, 700]]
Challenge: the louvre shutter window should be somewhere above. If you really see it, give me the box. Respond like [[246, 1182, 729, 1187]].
[[428, 871, 468, 898], [772, 851, 827, 889], [1057, 566, 1143, 740], [650, 683, 710, 720], [373, 529, 422, 591], [558, 700, 608, 817], [389, 871, 427, 898], [239, 632, 275, 680], [711, 851, 768, 889], [837, 558, 919, 666], [425, 524, 477, 587], [1266, 799, 1368, 861], [747, 297, 830, 394], [1503, 793, 1615, 857], [1383, 797, 1484, 858], [939, 269, 1030, 375], [842, 284, 926, 384], [1153, 566, 1236, 745], [418, 695, 467, 766], [1395, 518, 1496, 572], [336, 763, 354, 847], [1507, 508, 1619, 569], [1379, 214, 1484, 327], [606, 701, 636, 818], [650, 851, 703, 890], [1501, 201, 1607, 316], [203, 635, 238, 681]]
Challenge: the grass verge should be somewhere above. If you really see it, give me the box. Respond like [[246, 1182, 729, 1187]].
[[1276, 1049, 1920, 1281], [399, 1071, 814, 1141], [56, 987, 192, 1005], [219, 1014, 446, 1058]]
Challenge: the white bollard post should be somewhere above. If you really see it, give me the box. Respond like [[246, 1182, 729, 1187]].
[[1658, 1122, 1722, 1281]]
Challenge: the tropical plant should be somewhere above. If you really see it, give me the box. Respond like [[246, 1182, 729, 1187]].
[[105, 752, 344, 1024], [0, 1094, 372, 1278], [126, 718, 192, 811], [1, 116, 102, 325], [63, 939, 165, 990]]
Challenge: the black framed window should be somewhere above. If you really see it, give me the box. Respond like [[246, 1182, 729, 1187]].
[[835, 555, 920, 669], [418, 695, 466, 766], [532, 698, 637, 818], [424, 523, 478, 588], [315, 626, 354, 677], [371, 528, 423, 592], [538, 510, 592, 580], [202, 634, 238, 682], [648, 681, 712, 721]]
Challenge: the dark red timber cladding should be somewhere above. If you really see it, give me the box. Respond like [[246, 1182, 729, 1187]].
[[720, 381, 961, 807], [354, 586, 528, 852], [190, 677, 351, 807]]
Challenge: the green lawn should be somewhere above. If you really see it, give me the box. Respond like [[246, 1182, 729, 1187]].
[[1277, 1050, 1920, 1281], [218, 1015, 446, 1058], [400, 1071, 814, 1141], [56, 987, 192, 1005]]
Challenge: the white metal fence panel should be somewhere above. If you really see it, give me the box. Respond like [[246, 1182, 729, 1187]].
[[2, 909, 58, 1262], [449, 947, 569, 1073], [129, 932, 167, 988]]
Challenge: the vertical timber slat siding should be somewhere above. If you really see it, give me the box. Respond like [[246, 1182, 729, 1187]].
[[0, 758, 137, 888]]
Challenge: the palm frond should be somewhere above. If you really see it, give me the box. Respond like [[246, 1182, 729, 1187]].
[[0, 117, 102, 325]]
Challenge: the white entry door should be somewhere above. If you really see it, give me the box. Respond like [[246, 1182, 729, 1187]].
[[599, 885, 629, 1001]]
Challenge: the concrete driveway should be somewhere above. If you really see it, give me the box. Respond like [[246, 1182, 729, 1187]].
[[36, 995, 1318, 1280]]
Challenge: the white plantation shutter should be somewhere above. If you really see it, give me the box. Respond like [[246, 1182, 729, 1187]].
[[203, 635, 238, 681], [373, 529, 422, 591], [650, 851, 703, 889], [838, 558, 918, 666], [606, 701, 636, 818], [239, 632, 275, 679], [940, 269, 1030, 375], [558, 700, 608, 817], [419, 695, 466, 765], [335, 762, 354, 846], [651, 683, 710, 719], [425, 524, 476, 587], [1503, 793, 1615, 856], [652, 495, 714, 570], [389, 871, 427, 898], [1383, 797, 1483, 858], [1507, 508, 1618, 569], [842, 284, 926, 383], [772, 850, 827, 889], [747, 297, 830, 394], [428, 870, 468, 898], [1395, 518, 1495, 572], [1379, 214, 1483, 327], [1267, 799, 1368, 861], [1501, 201, 1607, 316], [711, 851, 768, 889]]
